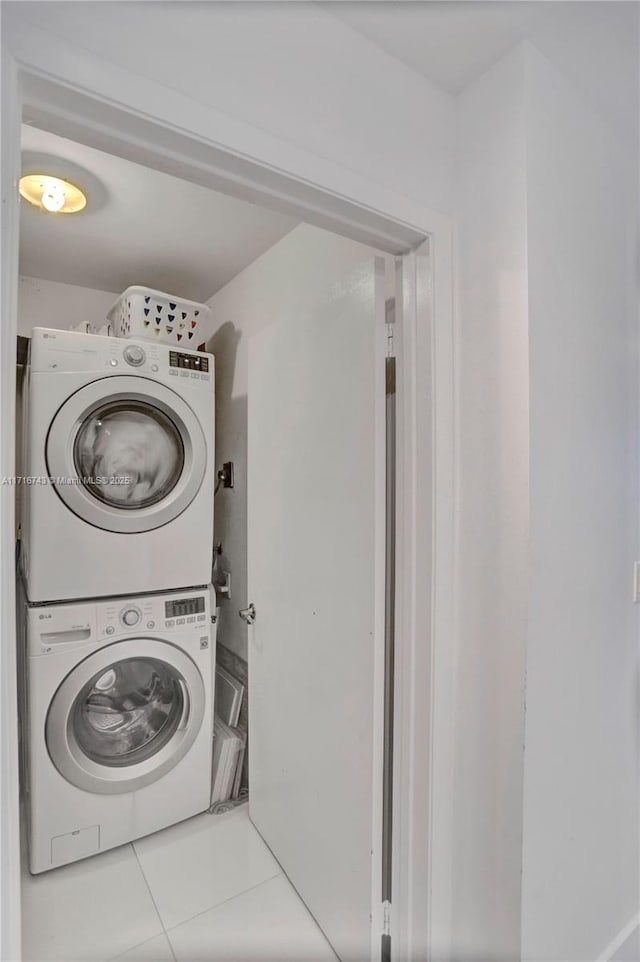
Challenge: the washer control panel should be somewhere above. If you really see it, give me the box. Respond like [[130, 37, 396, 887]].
[[27, 588, 214, 655], [99, 592, 210, 636]]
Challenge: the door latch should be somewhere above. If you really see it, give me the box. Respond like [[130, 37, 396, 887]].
[[238, 603, 256, 626]]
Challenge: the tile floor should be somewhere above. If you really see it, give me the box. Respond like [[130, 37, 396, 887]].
[[21, 806, 338, 962]]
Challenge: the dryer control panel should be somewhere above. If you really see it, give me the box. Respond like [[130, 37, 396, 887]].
[[29, 328, 213, 391]]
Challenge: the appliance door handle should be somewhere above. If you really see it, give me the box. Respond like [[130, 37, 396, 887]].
[[177, 680, 190, 731]]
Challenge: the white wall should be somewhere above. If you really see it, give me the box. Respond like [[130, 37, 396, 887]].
[[206, 223, 383, 661], [451, 39, 639, 962], [522, 46, 639, 962], [17, 276, 117, 336], [5, 1, 454, 218], [451, 45, 530, 962]]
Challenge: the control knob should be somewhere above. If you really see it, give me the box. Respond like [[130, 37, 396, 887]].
[[123, 345, 146, 367], [121, 607, 141, 627]]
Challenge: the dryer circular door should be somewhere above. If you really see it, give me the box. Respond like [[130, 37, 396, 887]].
[[46, 639, 206, 795], [45, 376, 208, 533]]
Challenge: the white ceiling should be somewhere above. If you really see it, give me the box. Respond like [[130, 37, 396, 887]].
[[19, 125, 298, 301], [322, 1, 638, 139], [18, 2, 637, 298]]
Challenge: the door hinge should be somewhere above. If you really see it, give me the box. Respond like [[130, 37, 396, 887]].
[[382, 899, 391, 937], [386, 324, 395, 358], [385, 298, 396, 358]]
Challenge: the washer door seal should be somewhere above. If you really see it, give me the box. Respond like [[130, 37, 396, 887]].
[[46, 638, 206, 795]]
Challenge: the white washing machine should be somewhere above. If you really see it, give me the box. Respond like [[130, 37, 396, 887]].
[[22, 327, 215, 602], [25, 586, 216, 874]]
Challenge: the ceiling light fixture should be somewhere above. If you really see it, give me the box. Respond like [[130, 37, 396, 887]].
[[19, 174, 87, 214]]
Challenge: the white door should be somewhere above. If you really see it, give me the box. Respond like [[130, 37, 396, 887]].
[[248, 257, 388, 962]]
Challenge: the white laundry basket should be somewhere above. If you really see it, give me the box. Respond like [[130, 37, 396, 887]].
[[107, 286, 212, 346]]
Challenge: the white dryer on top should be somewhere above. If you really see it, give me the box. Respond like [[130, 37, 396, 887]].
[[22, 328, 215, 602]]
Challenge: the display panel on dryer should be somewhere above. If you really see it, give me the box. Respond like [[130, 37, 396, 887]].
[[169, 352, 209, 372]]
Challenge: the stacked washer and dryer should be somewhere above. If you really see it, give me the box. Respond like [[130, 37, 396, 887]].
[[20, 323, 217, 874]]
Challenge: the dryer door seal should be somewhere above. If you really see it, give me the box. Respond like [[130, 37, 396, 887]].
[[46, 638, 206, 794], [45, 376, 208, 533]]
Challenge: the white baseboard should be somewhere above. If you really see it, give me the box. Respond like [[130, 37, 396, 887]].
[[597, 912, 640, 962]]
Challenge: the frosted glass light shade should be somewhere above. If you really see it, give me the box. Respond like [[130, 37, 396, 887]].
[[19, 174, 87, 213]]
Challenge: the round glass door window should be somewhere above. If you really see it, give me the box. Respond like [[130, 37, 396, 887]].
[[72, 657, 184, 767], [73, 401, 184, 509]]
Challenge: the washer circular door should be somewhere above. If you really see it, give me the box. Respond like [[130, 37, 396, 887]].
[[46, 376, 207, 533], [46, 639, 206, 795]]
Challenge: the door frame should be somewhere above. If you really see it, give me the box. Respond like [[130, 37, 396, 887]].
[[0, 18, 455, 961]]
